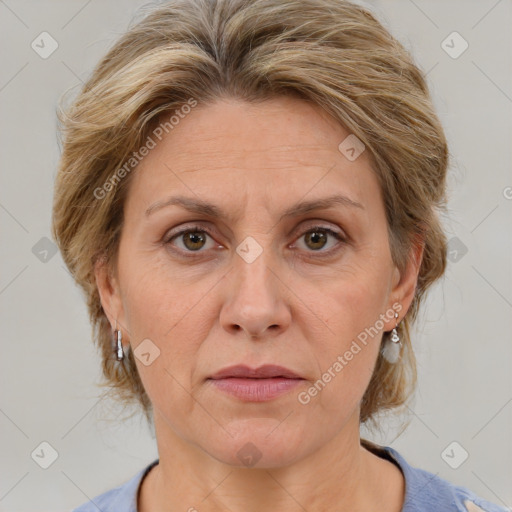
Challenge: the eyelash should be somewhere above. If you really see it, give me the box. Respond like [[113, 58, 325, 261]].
[[164, 223, 347, 258]]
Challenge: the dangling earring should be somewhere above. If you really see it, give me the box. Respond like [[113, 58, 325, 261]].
[[114, 320, 124, 361], [381, 311, 402, 363]]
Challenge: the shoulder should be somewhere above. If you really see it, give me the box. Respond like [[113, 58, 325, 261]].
[[380, 444, 508, 512], [71, 459, 159, 512], [71, 485, 123, 512]]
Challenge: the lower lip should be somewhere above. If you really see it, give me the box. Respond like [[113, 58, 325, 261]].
[[209, 377, 303, 401]]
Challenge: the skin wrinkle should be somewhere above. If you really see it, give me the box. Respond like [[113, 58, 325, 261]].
[[143, 194, 366, 246], [95, 96, 421, 512], [48, 3, 452, 507]]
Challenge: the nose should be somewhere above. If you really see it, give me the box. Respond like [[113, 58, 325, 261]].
[[219, 246, 292, 340]]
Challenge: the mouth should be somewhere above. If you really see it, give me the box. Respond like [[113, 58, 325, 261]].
[[208, 364, 304, 402]]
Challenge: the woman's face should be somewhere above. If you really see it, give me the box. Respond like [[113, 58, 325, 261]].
[[96, 96, 421, 468]]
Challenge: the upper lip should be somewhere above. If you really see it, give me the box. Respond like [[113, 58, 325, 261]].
[[209, 364, 303, 380]]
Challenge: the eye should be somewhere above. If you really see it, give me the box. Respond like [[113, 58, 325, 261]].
[[294, 226, 346, 254], [165, 225, 217, 253], [164, 224, 347, 257]]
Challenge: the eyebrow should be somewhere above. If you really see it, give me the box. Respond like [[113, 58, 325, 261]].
[[144, 193, 364, 221]]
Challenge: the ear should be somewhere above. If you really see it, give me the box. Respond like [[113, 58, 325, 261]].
[[94, 256, 128, 343], [387, 235, 425, 324]]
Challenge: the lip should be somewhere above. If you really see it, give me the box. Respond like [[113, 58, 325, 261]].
[[209, 364, 302, 380], [208, 365, 304, 402]]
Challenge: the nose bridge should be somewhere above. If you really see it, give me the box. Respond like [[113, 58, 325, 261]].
[[220, 232, 289, 338], [233, 233, 277, 301], [232, 196, 276, 283]]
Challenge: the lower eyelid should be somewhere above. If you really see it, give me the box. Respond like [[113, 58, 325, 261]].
[[293, 227, 346, 250], [165, 226, 346, 253], [165, 228, 215, 248]]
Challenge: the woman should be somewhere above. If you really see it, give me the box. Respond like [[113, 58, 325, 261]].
[[52, 0, 507, 511]]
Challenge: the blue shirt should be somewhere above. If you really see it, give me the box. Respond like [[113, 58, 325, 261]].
[[72, 441, 508, 511]]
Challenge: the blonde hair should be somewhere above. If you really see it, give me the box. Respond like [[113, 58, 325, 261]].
[[52, 0, 449, 428]]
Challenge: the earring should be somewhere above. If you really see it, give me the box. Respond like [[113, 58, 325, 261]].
[[114, 320, 124, 361], [381, 311, 402, 363]]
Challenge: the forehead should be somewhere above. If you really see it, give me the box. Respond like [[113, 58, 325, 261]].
[[125, 96, 380, 220]]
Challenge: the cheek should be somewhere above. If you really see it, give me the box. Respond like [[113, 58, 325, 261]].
[[118, 256, 216, 402], [119, 245, 189, 333], [300, 287, 382, 418], [301, 260, 390, 410], [320, 258, 391, 340]]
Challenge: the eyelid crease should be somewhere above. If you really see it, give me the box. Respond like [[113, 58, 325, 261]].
[[164, 223, 347, 255], [164, 220, 346, 240]]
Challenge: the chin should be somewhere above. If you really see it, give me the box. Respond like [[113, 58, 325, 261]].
[[202, 417, 311, 469]]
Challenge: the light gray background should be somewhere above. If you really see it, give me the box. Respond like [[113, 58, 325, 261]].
[[1, 1, 511, 511]]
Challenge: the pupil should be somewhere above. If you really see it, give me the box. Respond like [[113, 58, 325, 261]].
[[185, 232, 205, 250], [307, 231, 326, 250], [182, 230, 328, 252]]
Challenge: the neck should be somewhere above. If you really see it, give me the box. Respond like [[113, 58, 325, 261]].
[[139, 411, 404, 512]]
